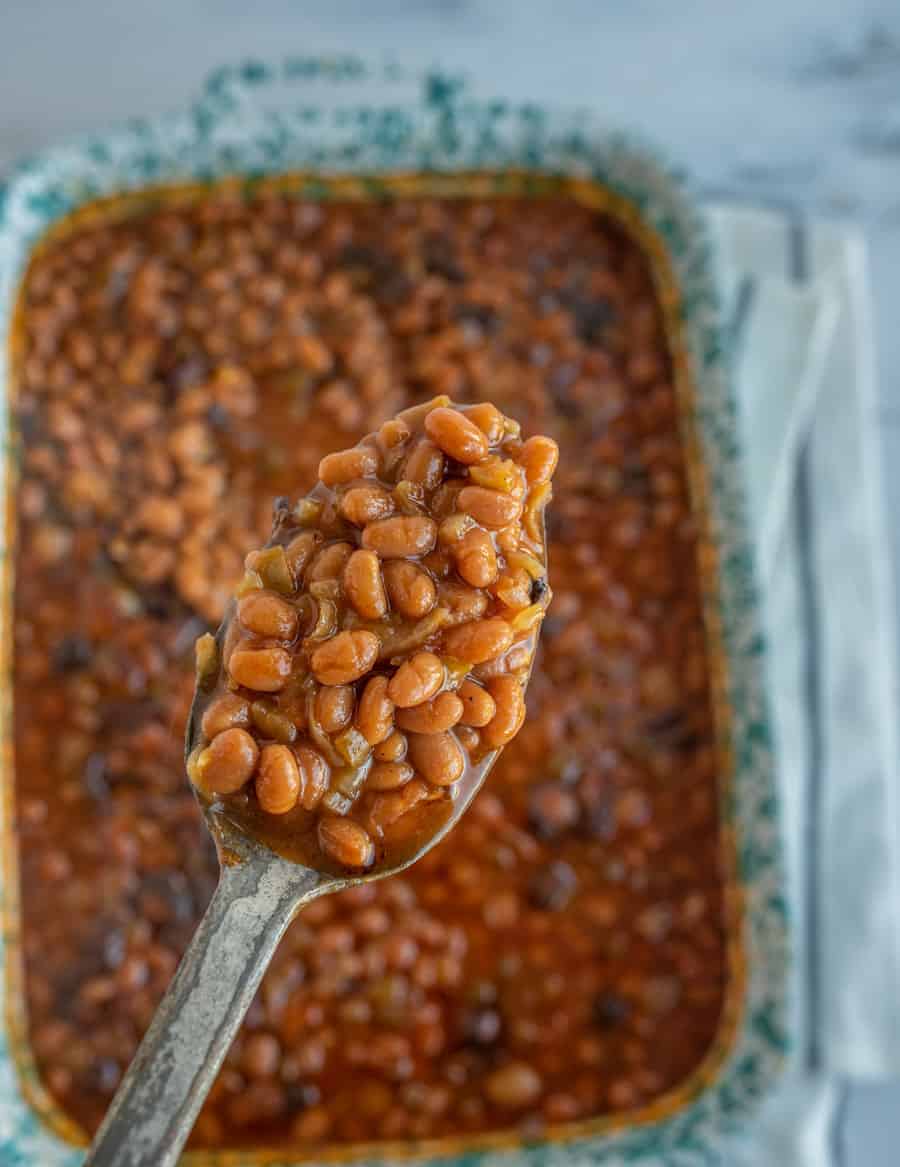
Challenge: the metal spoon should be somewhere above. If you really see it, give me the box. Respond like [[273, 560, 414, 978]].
[[84, 562, 547, 1167]]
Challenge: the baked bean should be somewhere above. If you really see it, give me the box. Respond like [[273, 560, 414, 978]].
[[134, 495, 183, 538], [424, 407, 489, 465], [407, 732, 465, 786], [200, 694, 250, 739], [396, 693, 463, 735], [242, 1032, 282, 1079], [485, 1063, 542, 1108], [250, 700, 298, 744], [403, 440, 445, 490], [318, 817, 375, 869], [192, 729, 259, 795], [457, 486, 522, 529], [362, 517, 437, 559], [296, 746, 330, 810], [368, 778, 433, 832], [367, 761, 415, 791], [387, 652, 444, 708], [383, 561, 437, 619], [466, 402, 505, 444], [494, 568, 533, 612], [311, 631, 379, 686], [339, 486, 395, 527], [457, 680, 496, 727], [374, 730, 407, 763], [438, 580, 489, 626], [481, 675, 526, 748], [308, 542, 354, 583], [519, 436, 560, 485], [314, 685, 355, 734], [343, 550, 387, 620], [356, 676, 395, 746], [319, 446, 379, 486], [378, 417, 412, 452], [455, 724, 481, 753], [237, 592, 298, 640], [452, 527, 498, 588], [442, 619, 514, 665], [285, 529, 324, 575], [256, 745, 301, 814], [228, 647, 292, 692]]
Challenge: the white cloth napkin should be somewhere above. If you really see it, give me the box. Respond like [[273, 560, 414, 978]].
[[707, 205, 900, 1164]]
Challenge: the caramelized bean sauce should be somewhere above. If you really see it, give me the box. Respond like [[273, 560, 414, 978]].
[[12, 194, 726, 1146]]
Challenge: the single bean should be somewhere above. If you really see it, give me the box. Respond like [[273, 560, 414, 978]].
[[457, 679, 497, 727], [307, 541, 354, 583], [383, 561, 437, 620], [397, 395, 451, 428], [311, 630, 379, 686], [484, 1062, 542, 1108], [237, 592, 298, 640], [457, 485, 522, 529], [319, 446, 379, 486], [284, 529, 323, 575], [494, 567, 533, 612], [362, 516, 437, 559], [403, 439, 445, 490], [314, 685, 355, 734], [339, 485, 395, 527], [356, 675, 395, 745], [481, 674, 526, 748], [242, 1032, 282, 1079], [374, 730, 407, 763], [229, 646, 292, 692], [368, 778, 433, 833], [452, 527, 498, 588], [442, 618, 514, 665], [438, 580, 489, 626], [344, 550, 387, 620], [135, 495, 183, 538], [396, 692, 464, 735], [424, 407, 489, 465], [466, 402, 505, 444], [193, 728, 258, 795], [296, 746, 330, 810], [318, 817, 375, 869], [377, 417, 412, 452], [519, 435, 560, 485], [456, 724, 481, 753], [366, 761, 415, 792], [256, 744, 301, 814], [388, 652, 444, 708], [201, 693, 250, 739], [250, 700, 298, 744], [407, 732, 465, 786]]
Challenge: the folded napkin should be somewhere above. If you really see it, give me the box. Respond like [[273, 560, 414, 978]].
[[707, 205, 900, 1164]]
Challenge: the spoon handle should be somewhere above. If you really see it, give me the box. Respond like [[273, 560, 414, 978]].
[[84, 851, 322, 1167]]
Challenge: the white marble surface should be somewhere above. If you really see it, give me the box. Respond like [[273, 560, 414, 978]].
[[2, 1, 899, 1162]]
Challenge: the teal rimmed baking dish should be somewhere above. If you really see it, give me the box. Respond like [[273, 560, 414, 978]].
[[0, 56, 787, 1167]]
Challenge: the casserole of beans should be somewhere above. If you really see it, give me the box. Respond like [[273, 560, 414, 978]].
[[189, 398, 556, 872], [11, 191, 727, 1149]]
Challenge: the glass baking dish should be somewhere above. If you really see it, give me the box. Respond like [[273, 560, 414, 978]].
[[0, 57, 788, 1167]]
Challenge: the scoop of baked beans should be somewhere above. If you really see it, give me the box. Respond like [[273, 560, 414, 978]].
[[187, 397, 557, 873]]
